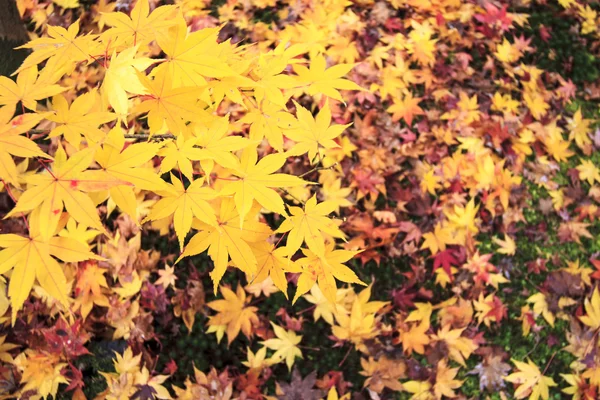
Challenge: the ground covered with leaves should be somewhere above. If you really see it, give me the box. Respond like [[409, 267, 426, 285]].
[[0, 0, 599, 399]]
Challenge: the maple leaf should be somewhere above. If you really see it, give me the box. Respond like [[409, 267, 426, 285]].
[[287, 100, 349, 163], [242, 346, 273, 370], [14, 350, 68, 399], [155, 264, 177, 289], [505, 359, 557, 400], [332, 295, 378, 350], [557, 221, 593, 244], [277, 195, 346, 257], [403, 380, 433, 400], [207, 285, 258, 344], [386, 92, 424, 125], [576, 160, 600, 185], [304, 285, 351, 325], [421, 223, 453, 255], [579, 287, 600, 330], [15, 19, 100, 74], [398, 320, 430, 355], [278, 368, 324, 400], [153, 17, 236, 88], [8, 145, 115, 240], [101, 0, 178, 47], [250, 62, 297, 111], [0, 109, 51, 184], [248, 242, 300, 297], [567, 109, 592, 150], [293, 53, 363, 102], [47, 91, 115, 148], [433, 249, 458, 277], [0, 66, 65, 115], [523, 91, 549, 120], [434, 360, 463, 399], [135, 68, 205, 135], [190, 115, 253, 176], [219, 147, 306, 228], [177, 198, 272, 293], [433, 325, 478, 367], [406, 20, 438, 66], [245, 276, 280, 298], [293, 243, 365, 304], [470, 355, 511, 392], [1, 209, 103, 324], [444, 199, 480, 243], [144, 174, 217, 250], [261, 322, 303, 370], [73, 261, 110, 319], [158, 135, 205, 180], [102, 46, 156, 115], [240, 101, 297, 152], [93, 127, 171, 219], [492, 234, 516, 255], [321, 178, 353, 213]]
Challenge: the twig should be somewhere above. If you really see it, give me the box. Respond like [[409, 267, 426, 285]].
[[299, 164, 335, 178], [29, 129, 176, 141], [542, 350, 558, 375], [338, 345, 352, 367], [280, 188, 305, 205], [124, 133, 175, 140]]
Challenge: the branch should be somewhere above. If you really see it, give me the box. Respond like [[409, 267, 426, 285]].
[[28, 129, 176, 141], [123, 133, 175, 140]]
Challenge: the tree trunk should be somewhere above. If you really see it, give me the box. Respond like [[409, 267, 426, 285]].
[[0, 0, 29, 76]]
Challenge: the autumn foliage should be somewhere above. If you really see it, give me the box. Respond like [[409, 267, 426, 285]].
[[0, 0, 600, 399]]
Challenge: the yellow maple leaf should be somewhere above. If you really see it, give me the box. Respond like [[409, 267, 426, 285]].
[[47, 90, 115, 148], [134, 68, 205, 135], [241, 100, 297, 152], [576, 159, 600, 185], [8, 145, 116, 240], [1, 208, 103, 324], [277, 195, 346, 257], [101, 0, 178, 47], [0, 109, 51, 184], [287, 100, 350, 163], [293, 243, 365, 304], [492, 234, 516, 255], [261, 322, 303, 370], [523, 91, 549, 120], [177, 198, 272, 293], [93, 127, 172, 220], [144, 174, 217, 250], [153, 17, 236, 88], [434, 360, 463, 399], [219, 146, 306, 228], [505, 359, 557, 400], [579, 287, 600, 330], [293, 53, 363, 102], [190, 115, 253, 175], [303, 284, 351, 325], [14, 350, 68, 399], [420, 223, 453, 255], [332, 294, 378, 351], [102, 46, 155, 115], [207, 285, 259, 345], [248, 242, 300, 297], [0, 66, 65, 115], [398, 320, 430, 355], [16, 20, 100, 74]]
